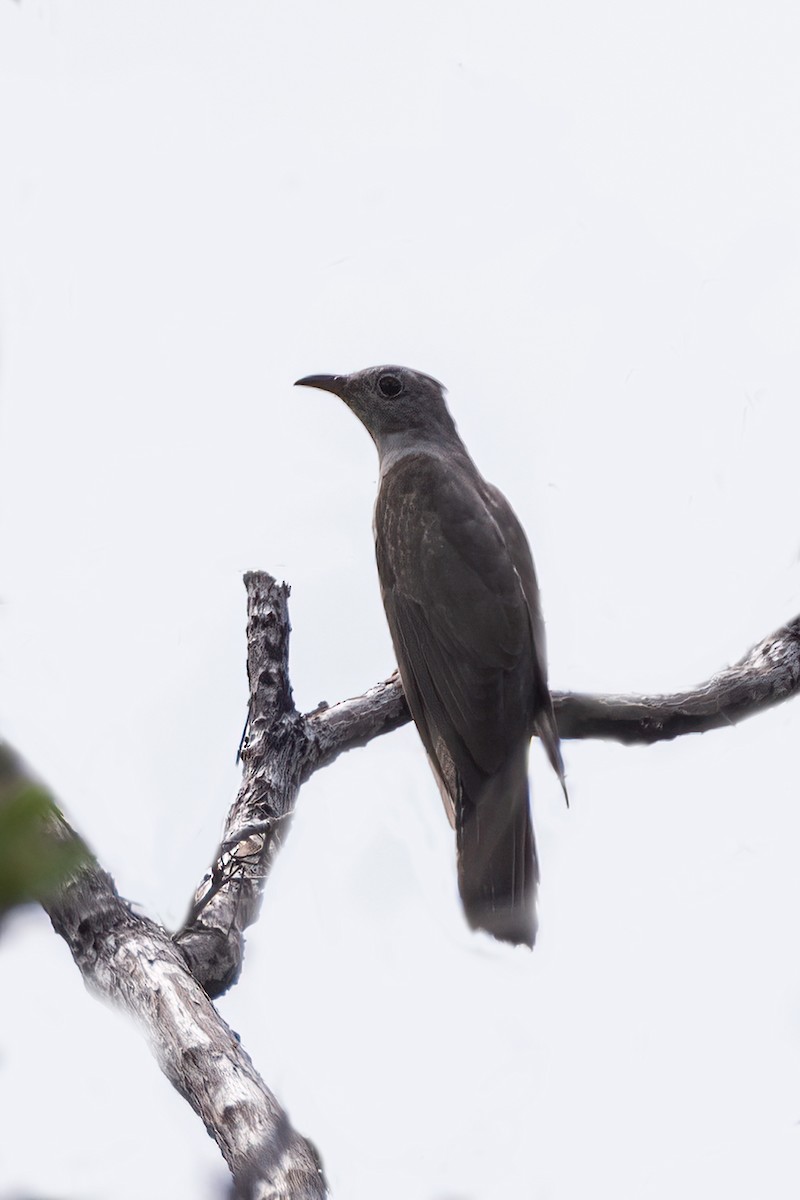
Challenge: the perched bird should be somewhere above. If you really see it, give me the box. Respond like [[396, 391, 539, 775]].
[[296, 366, 565, 947]]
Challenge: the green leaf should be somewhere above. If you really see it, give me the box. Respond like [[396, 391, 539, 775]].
[[0, 783, 87, 923]]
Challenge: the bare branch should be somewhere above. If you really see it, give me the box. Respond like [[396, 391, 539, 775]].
[[301, 671, 410, 778], [176, 573, 309, 996], [13, 575, 798, 1197], [177, 578, 800, 1000], [305, 614, 800, 758], [0, 744, 326, 1200], [550, 616, 800, 743]]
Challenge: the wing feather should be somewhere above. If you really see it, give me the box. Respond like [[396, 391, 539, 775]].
[[375, 454, 538, 794]]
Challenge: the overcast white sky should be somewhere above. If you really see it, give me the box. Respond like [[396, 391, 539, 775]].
[[2, 2, 800, 1197]]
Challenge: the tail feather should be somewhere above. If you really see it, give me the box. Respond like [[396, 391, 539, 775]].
[[455, 743, 538, 948]]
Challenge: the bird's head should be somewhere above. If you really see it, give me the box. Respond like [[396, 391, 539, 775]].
[[294, 365, 456, 448]]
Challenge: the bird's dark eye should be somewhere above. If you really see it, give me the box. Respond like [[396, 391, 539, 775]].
[[378, 374, 403, 398]]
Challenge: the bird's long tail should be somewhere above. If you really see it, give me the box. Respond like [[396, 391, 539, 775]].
[[456, 742, 538, 948]]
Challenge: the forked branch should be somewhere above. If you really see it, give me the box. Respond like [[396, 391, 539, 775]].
[[178, 573, 800, 1000]]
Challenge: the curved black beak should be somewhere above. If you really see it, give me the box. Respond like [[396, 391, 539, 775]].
[[294, 374, 346, 396]]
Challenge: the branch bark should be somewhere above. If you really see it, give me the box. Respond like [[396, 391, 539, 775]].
[[175, 574, 415, 997], [305, 614, 800, 757], [1, 746, 326, 1200], [175, 574, 310, 996], [550, 615, 800, 742]]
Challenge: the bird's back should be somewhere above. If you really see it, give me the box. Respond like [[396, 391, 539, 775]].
[[375, 448, 539, 774], [374, 446, 547, 945]]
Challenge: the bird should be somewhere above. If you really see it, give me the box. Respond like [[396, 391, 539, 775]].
[[295, 365, 565, 947]]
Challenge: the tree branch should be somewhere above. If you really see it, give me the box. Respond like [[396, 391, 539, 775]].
[[176, 573, 309, 996], [1, 746, 326, 1200], [550, 616, 800, 743], [301, 671, 410, 778], [305, 614, 800, 757], [177, 574, 800, 1005]]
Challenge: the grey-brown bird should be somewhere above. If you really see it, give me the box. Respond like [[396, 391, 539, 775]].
[[296, 365, 565, 947]]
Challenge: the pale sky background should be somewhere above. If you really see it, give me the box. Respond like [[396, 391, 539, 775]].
[[2, 2, 800, 1198]]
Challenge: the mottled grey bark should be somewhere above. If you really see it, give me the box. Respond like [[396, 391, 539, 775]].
[[1, 746, 326, 1200], [175, 574, 310, 995], [305, 613, 800, 754], [175, 575, 417, 996], [551, 615, 800, 742]]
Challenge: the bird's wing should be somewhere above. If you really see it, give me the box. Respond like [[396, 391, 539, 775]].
[[484, 483, 567, 799], [375, 454, 536, 793]]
